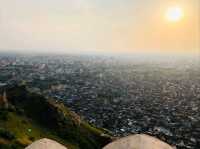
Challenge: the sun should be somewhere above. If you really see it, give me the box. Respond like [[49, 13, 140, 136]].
[[166, 6, 184, 22]]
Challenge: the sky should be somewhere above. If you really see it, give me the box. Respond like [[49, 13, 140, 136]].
[[0, 0, 199, 55]]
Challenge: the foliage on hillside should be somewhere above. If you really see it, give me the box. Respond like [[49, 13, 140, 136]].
[[0, 85, 112, 149]]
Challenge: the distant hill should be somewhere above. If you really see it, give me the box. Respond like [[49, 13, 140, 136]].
[[0, 85, 112, 149]]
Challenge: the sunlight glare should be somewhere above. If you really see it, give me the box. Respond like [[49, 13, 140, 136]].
[[166, 6, 184, 22]]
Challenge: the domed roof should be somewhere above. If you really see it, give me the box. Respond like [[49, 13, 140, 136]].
[[25, 138, 67, 149], [103, 134, 173, 149]]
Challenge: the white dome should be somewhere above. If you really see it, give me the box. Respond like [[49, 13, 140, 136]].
[[103, 134, 173, 149], [25, 138, 67, 149]]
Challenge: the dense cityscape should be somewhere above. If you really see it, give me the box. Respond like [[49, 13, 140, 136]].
[[0, 53, 200, 149]]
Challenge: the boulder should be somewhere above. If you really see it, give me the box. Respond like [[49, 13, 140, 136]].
[[103, 134, 173, 149], [25, 138, 67, 149]]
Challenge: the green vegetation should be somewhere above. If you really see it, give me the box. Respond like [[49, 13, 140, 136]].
[[0, 112, 77, 149], [0, 85, 112, 149], [0, 128, 15, 140]]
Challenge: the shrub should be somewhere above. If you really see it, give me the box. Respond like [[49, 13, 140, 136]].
[[0, 111, 8, 121], [0, 144, 12, 149], [28, 136, 35, 141], [0, 144, 23, 149], [0, 128, 15, 140]]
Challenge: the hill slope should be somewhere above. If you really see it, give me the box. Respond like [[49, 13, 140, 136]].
[[0, 85, 112, 149]]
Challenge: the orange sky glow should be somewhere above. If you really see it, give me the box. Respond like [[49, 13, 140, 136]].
[[0, 0, 199, 55]]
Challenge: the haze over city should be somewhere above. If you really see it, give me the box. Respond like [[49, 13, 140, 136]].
[[1, 1, 200, 149], [0, 0, 199, 55]]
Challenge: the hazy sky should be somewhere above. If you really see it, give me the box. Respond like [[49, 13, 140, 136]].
[[0, 0, 199, 54]]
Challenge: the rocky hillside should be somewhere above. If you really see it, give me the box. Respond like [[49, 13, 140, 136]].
[[0, 85, 112, 149]]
